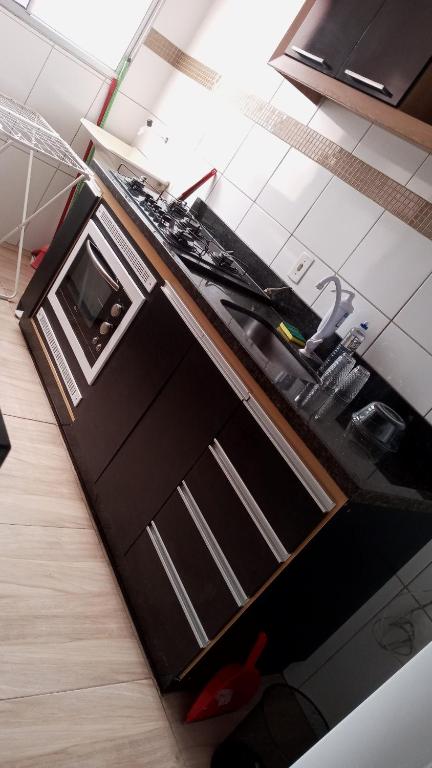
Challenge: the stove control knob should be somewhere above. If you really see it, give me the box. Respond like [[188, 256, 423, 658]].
[[99, 321, 113, 336], [110, 303, 123, 318], [92, 336, 99, 345]]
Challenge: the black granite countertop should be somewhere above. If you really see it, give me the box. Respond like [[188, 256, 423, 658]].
[[94, 162, 432, 512]]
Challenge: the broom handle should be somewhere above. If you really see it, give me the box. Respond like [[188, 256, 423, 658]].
[[245, 632, 268, 670]]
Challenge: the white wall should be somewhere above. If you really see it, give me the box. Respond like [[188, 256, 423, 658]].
[[139, 0, 432, 422], [284, 538, 432, 727], [290, 639, 432, 768]]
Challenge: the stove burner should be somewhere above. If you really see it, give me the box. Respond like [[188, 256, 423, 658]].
[[127, 177, 147, 195], [168, 199, 189, 220]]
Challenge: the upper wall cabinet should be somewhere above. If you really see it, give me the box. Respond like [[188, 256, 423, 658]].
[[270, 0, 432, 151], [287, 0, 385, 79]]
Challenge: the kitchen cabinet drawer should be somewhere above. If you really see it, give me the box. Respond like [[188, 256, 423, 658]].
[[185, 450, 279, 596], [154, 488, 240, 638], [120, 527, 201, 689], [338, 0, 432, 105], [286, 0, 384, 76], [217, 404, 324, 555], [94, 342, 239, 556], [66, 289, 193, 481]]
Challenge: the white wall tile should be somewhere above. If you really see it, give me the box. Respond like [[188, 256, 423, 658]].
[[236, 204, 289, 265], [150, 70, 212, 148], [308, 99, 370, 152], [120, 46, 172, 112], [23, 169, 74, 251], [206, 176, 251, 230], [225, 125, 288, 200], [0, 9, 51, 103], [353, 125, 428, 185], [154, 0, 215, 49], [284, 575, 402, 689], [104, 93, 160, 146], [272, 237, 330, 305], [406, 155, 432, 203], [395, 274, 432, 355], [27, 49, 103, 144], [0, 147, 55, 247], [340, 213, 432, 318], [196, 104, 252, 173], [270, 79, 319, 125], [257, 148, 332, 232], [300, 589, 430, 726], [294, 178, 383, 271], [313, 277, 389, 354], [407, 563, 432, 621], [70, 81, 109, 160], [364, 323, 432, 415]]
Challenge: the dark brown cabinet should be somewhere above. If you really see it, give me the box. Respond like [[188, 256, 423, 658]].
[[279, 0, 432, 130], [287, 0, 384, 76], [65, 289, 193, 481], [338, 0, 432, 105], [185, 449, 279, 596], [118, 528, 201, 688], [152, 489, 239, 638], [217, 406, 323, 555], [94, 341, 239, 556]]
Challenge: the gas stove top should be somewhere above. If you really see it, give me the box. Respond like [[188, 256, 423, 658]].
[[111, 172, 272, 303]]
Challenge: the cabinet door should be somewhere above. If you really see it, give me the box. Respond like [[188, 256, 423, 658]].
[[94, 342, 239, 556], [338, 0, 432, 105], [154, 489, 239, 638], [119, 527, 201, 690], [286, 0, 384, 76], [217, 405, 323, 556], [185, 449, 279, 596], [66, 289, 193, 481]]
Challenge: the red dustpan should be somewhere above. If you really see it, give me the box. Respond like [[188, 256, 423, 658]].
[[186, 632, 268, 723]]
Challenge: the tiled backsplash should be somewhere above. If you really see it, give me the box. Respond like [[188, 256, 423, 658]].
[[138, 0, 432, 421]]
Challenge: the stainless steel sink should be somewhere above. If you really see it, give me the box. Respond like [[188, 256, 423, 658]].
[[221, 300, 319, 385]]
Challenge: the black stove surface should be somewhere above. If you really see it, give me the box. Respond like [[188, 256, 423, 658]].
[[113, 171, 271, 302]]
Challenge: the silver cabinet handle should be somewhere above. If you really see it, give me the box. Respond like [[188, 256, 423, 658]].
[[246, 398, 335, 513], [291, 45, 326, 65], [161, 283, 249, 400], [210, 440, 289, 563], [344, 69, 388, 94], [178, 482, 248, 607], [86, 239, 120, 292], [147, 523, 209, 648]]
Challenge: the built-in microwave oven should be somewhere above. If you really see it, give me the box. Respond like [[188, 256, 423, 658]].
[[47, 205, 157, 384]]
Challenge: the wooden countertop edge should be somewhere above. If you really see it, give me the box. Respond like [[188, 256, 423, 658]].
[[99, 181, 347, 514]]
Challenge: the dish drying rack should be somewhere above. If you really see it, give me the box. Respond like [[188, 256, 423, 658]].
[[0, 92, 93, 301]]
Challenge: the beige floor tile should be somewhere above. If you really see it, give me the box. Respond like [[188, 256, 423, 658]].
[[0, 415, 91, 528], [0, 680, 183, 768], [0, 298, 26, 347], [0, 244, 33, 304], [0, 523, 149, 699], [0, 337, 55, 423]]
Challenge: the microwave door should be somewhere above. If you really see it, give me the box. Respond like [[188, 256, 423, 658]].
[[47, 219, 145, 385]]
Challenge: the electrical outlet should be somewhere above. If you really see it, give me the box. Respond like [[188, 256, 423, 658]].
[[288, 252, 314, 284]]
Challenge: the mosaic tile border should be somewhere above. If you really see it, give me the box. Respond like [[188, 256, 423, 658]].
[[145, 28, 432, 240]]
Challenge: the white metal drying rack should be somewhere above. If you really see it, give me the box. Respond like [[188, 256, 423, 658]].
[[0, 92, 93, 301]]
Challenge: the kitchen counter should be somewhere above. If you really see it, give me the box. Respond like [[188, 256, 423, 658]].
[[93, 162, 432, 514]]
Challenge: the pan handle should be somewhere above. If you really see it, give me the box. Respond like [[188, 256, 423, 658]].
[[245, 631, 268, 670]]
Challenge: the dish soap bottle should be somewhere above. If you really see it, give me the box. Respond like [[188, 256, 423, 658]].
[[319, 322, 368, 374]]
